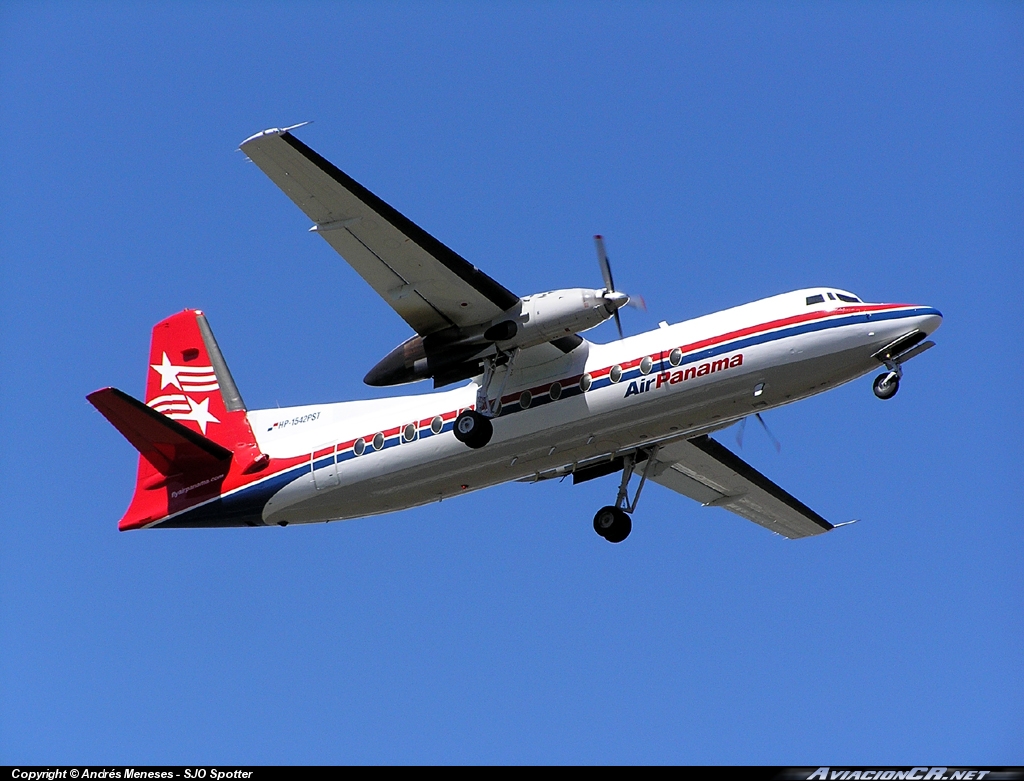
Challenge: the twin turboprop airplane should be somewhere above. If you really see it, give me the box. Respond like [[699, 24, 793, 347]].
[[88, 126, 942, 542]]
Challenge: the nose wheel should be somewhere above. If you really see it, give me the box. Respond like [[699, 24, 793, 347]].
[[872, 371, 900, 399]]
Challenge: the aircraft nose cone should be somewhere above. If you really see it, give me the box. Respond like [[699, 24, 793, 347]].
[[920, 306, 943, 335]]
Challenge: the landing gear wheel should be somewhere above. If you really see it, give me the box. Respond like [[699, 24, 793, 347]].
[[873, 372, 900, 400], [453, 410, 493, 449], [593, 505, 632, 543]]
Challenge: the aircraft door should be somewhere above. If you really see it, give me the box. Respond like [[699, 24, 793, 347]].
[[312, 445, 340, 489]]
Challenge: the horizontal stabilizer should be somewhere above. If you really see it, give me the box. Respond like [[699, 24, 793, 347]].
[[88, 387, 232, 475]]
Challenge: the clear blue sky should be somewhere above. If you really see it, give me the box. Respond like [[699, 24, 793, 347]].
[[2, 1, 1021, 764]]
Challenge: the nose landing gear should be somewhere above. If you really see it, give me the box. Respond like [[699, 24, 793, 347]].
[[872, 343, 905, 400], [870, 330, 937, 401]]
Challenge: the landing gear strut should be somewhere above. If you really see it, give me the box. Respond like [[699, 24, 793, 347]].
[[592, 446, 659, 544]]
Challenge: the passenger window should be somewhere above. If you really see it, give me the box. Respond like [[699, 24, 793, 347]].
[[806, 294, 825, 305]]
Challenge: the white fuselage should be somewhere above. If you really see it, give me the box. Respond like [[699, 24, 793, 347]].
[[237, 288, 941, 527]]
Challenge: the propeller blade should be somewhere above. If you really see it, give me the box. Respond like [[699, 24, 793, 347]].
[[613, 309, 624, 340], [626, 295, 647, 312], [594, 234, 615, 292], [755, 413, 782, 453], [735, 417, 747, 448]]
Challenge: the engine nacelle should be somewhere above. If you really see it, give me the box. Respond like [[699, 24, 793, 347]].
[[488, 287, 625, 350], [364, 287, 626, 387]]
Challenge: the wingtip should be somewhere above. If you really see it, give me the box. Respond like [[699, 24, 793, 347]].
[[239, 121, 312, 148], [86, 386, 118, 406]]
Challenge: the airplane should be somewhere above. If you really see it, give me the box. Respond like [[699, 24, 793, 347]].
[[87, 125, 942, 543]]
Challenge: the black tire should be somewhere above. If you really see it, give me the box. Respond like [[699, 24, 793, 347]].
[[873, 372, 900, 400], [593, 506, 631, 543], [453, 410, 493, 448], [605, 512, 632, 543], [593, 506, 617, 538]]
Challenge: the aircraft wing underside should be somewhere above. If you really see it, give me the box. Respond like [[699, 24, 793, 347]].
[[650, 435, 834, 539], [240, 128, 520, 336]]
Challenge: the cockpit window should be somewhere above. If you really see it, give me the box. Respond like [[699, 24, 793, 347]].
[[836, 293, 860, 303], [827, 292, 836, 300], [806, 294, 825, 305]]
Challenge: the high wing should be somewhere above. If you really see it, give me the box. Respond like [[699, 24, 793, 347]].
[[239, 126, 520, 336], [650, 435, 834, 539]]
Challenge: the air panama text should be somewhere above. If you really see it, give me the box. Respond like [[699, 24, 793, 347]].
[[624, 353, 744, 398]]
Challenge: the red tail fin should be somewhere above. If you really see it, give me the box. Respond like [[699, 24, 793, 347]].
[[90, 310, 267, 530], [145, 310, 254, 449]]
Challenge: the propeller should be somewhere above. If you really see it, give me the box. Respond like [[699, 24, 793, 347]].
[[594, 235, 645, 339], [735, 413, 781, 453]]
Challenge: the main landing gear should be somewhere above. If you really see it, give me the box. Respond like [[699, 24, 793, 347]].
[[453, 409, 493, 449], [593, 447, 659, 544], [454, 348, 520, 449], [593, 506, 631, 543]]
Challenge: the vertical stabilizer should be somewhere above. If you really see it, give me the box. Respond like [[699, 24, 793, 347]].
[[145, 309, 256, 451], [89, 309, 268, 530]]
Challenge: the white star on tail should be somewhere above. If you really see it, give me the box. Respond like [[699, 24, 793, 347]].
[[178, 396, 220, 435], [150, 352, 219, 394], [151, 352, 183, 390]]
